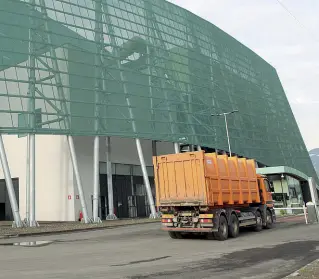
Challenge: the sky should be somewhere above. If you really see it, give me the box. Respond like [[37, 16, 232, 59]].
[[169, 0, 319, 151]]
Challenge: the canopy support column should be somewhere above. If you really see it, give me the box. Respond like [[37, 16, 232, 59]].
[[68, 136, 91, 223], [135, 139, 157, 218], [93, 136, 101, 223], [106, 137, 117, 220]]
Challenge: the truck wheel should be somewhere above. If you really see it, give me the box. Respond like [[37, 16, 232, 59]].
[[168, 232, 178, 239], [206, 232, 215, 240], [214, 215, 228, 241], [229, 214, 239, 238], [264, 210, 273, 229], [254, 211, 263, 232], [168, 231, 183, 239], [175, 232, 184, 239]]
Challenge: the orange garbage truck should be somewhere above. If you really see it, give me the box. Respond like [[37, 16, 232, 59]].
[[153, 151, 276, 241]]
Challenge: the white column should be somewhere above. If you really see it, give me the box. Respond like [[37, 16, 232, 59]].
[[67, 136, 90, 223], [0, 135, 23, 228], [25, 135, 30, 223], [106, 137, 117, 220], [224, 114, 231, 157], [308, 177, 319, 217], [174, 143, 179, 154], [135, 139, 157, 218], [29, 134, 38, 227], [93, 136, 101, 223]]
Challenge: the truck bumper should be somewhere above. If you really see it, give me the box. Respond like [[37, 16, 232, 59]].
[[162, 227, 217, 233]]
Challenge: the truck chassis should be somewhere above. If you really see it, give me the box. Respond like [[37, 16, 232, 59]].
[[161, 205, 276, 241]]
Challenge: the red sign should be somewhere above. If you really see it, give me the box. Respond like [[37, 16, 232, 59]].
[[68, 195, 72, 200], [76, 195, 79, 200]]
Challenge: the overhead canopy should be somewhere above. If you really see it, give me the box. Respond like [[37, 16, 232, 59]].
[[256, 166, 319, 190]]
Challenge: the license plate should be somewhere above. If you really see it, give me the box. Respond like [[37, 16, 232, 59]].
[[199, 214, 214, 218], [162, 214, 174, 219]]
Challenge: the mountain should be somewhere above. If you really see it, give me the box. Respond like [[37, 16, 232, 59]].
[[310, 148, 319, 176]]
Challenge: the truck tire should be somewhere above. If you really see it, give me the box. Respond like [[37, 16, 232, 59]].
[[175, 232, 184, 239], [254, 211, 263, 232], [168, 232, 177, 239], [206, 232, 215, 240], [168, 231, 183, 239], [264, 210, 273, 229], [214, 215, 228, 241], [229, 214, 239, 238]]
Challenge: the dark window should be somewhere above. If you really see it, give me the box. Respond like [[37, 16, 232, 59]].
[[264, 180, 271, 192]]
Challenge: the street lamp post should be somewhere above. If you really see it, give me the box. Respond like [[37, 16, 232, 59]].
[[211, 110, 238, 157], [280, 173, 287, 207]]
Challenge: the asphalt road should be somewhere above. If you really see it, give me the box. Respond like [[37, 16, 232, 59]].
[[0, 221, 318, 279]]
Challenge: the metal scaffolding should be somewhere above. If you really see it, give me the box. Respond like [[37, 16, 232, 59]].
[[1, 0, 317, 189], [143, 2, 196, 152], [102, 0, 157, 218], [25, 0, 90, 224]]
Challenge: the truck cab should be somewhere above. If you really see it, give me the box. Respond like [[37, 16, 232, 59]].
[[257, 175, 274, 207]]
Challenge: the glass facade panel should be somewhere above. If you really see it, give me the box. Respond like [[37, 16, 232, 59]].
[[0, 0, 316, 180]]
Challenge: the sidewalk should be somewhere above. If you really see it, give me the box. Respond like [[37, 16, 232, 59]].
[[0, 218, 160, 238], [276, 214, 307, 223], [284, 259, 319, 278]]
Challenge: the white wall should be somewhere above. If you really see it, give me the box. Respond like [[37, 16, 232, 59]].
[[0, 135, 75, 221], [0, 135, 175, 221]]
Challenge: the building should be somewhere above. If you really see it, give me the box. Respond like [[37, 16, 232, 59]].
[[310, 149, 319, 176], [0, 0, 317, 223]]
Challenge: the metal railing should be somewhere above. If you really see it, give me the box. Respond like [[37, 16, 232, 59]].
[[274, 205, 308, 224]]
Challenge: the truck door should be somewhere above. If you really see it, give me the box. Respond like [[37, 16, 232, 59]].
[[257, 178, 265, 203], [263, 179, 274, 207]]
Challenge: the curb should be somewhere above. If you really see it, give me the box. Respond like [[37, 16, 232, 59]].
[[284, 259, 319, 278], [0, 220, 160, 239]]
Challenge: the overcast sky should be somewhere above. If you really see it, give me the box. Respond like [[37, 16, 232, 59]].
[[169, 0, 319, 151]]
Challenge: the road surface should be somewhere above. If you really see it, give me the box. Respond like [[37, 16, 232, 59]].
[[0, 221, 318, 279]]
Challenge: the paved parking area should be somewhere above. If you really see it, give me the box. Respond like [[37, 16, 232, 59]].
[[0, 219, 159, 237], [0, 221, 318, 279]]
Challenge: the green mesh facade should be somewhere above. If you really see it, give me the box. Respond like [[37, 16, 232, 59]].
[[0, 0, 316, 180]]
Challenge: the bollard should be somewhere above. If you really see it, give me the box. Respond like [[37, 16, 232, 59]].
[[306, 202, 318, 224], [303, 204, 308, 224]]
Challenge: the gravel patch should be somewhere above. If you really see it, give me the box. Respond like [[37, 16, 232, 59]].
[[284, 259, 319, 278], [0, 218, 160, 238]]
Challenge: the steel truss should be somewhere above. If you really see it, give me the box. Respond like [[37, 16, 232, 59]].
[[143, 2, 199, 149], [26, 0, 90, 225], [101, 0, 157, 218]]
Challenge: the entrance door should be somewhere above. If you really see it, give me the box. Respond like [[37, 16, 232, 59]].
[[99, 196, 106, 220], [0, 179, 19, 221], [99, 174, 109, 219], [113, 175, 131, 218], [0, 203, 5, 220]]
